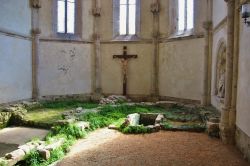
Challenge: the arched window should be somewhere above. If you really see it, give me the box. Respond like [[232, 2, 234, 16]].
[[119, 0, 136, 35], [178, 0, 194, 32], [113, 0, 140, 38], [57, 0, 76, 34]]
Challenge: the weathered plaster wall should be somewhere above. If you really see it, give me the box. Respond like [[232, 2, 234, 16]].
[[0, 0, 31, 35], [212, 0, 227, 28], [236, 22, 250, 138], [0, 0, 32, 103], [159, 0, 207, 101], [159, 38, 205, 101], [38, 42, 92, 96]]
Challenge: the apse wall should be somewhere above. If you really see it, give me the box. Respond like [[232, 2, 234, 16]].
[[236, 13, 250, 161], [38, 0, 207, 103], [0, 0, 32, 103]]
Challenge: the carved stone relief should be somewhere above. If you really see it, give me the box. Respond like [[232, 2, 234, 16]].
[[216, 44, 226, 99]]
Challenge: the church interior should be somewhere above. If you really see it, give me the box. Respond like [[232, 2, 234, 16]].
[[0, 0, 250, 165]]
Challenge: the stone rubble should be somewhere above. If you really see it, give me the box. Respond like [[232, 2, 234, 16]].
[[99, 95, 129, 105]]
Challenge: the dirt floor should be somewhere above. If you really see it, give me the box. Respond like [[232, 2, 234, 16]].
[[57, 129, 249, 166]]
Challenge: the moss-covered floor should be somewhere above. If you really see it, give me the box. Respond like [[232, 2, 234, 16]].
[[24, 100, 99, 124], [22, 100, 217, 133]]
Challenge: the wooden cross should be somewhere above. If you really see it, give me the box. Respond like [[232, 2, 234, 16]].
[[113, 46, 138, 96]]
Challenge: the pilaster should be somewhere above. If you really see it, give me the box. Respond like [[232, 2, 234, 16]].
[[202, 21, 212, 106], [220, 0, 236, 144], [150, 0, 160, 100], [31, 0, 41, 100], [92, 0, 103, 100]]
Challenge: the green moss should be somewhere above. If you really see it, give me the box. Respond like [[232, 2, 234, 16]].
[[21, 124, 85, 166], [23, 100, 99, 124], [79, 105, 165, 131], [49, 124, 87, 140], [0, 158, 7, 166]]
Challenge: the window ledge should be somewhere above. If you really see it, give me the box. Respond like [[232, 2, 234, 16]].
[[166, 31, 204, 41], [169, 30, 195, 39], [54, 33, 81, 41], [112, 35, 140, 41]]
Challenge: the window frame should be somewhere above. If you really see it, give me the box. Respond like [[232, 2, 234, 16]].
[[177, 0, 194, 35], [113, 0, 141, 40], [53, 0, 82, 39]]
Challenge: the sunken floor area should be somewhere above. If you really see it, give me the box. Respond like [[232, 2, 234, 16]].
[[57, 129, 249, 166]]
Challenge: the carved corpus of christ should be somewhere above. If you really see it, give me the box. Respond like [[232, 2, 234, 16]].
[[113, 46, 138, 96]]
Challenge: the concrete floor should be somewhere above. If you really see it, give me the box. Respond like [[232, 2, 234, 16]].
[[0, 127, 49, 156]]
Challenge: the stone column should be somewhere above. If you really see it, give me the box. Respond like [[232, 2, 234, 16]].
[[229, 0, 240, 134], [150, 0, 160, 100], [202, 21, 212, 106], [92, 0, 103, 100], [220, 0, 235, 144], [201, 0, 213, 106], [31, 0, 41, 100]]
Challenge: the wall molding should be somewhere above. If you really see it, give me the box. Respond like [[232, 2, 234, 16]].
[[0, 28, 31, 41], [39, 37, 93, 44], [213, 17, 227, 34], [39, 35, 205, 45]]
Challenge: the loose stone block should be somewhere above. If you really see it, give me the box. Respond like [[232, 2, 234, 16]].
[[127, 113, 140, 126], [108, 125, 118, 130], [75, 121, 90, 130], [5, 149, 25, 161], [45, 138, 64, 151], [38, 149, 50, 160], [155, 114, 164, 124], [55, 119, 75, 125], [18, 144, 35, 154], [206, 121, 220, 138]]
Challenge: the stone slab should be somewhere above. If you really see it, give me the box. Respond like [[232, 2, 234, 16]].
[[0, 143, 18, 157], [0, 127, 49, 159]]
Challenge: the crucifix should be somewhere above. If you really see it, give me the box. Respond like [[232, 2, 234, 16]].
[[113, 46, 138, 96]]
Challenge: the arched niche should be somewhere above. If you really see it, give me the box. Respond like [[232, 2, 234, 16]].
[[215, 41, 226, 99]]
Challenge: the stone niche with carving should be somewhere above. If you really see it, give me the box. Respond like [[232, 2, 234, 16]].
[[215, 42, 226, 100]]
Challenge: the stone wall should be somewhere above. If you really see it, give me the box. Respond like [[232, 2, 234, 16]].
[[159, 38, 205, 101], [0, 0, 32, 104], [236, 9, 250, 161], [236, 127, 250, 162]]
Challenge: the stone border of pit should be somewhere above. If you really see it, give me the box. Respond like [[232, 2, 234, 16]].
[[0, 121, 89, 166]]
